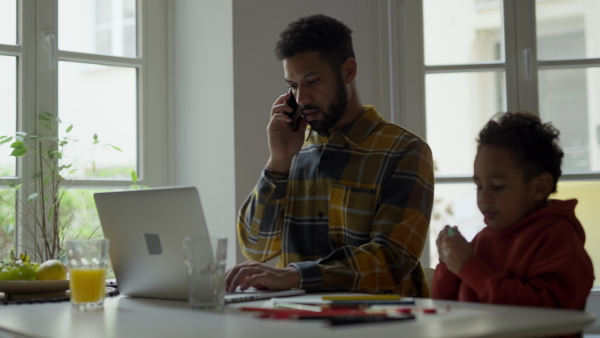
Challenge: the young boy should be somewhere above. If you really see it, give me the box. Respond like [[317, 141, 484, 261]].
[[432, 111, 594, 310]]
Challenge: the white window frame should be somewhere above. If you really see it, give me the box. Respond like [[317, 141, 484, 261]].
[[0, 0, 169, 255]]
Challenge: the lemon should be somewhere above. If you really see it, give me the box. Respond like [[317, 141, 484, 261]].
[[35, 260, 67, 280]]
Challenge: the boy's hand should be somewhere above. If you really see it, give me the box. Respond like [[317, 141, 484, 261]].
[[435, 225, 457, 263], [437, 225, 474, 275]]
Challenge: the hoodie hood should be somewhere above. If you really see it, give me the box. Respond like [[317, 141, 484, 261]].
[[502, 199, 585, 243]]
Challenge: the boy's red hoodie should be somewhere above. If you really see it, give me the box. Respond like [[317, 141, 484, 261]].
[[433, 199, 594, 310]]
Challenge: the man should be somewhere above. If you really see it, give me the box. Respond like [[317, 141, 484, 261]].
[[225, 14, 434, 296]]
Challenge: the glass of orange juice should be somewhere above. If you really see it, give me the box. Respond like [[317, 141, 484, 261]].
[[66, 239, 110, 310]]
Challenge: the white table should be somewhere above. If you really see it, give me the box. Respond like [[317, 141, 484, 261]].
[[0, 294, 594, 338]]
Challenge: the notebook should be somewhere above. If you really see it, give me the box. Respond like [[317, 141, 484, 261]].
[[94, 186, 305, 303]]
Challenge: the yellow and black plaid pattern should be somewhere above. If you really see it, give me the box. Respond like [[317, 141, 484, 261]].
[[237, 106, 434, 296]]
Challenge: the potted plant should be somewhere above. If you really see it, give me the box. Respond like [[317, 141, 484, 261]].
[[0, 112, 137, 262]]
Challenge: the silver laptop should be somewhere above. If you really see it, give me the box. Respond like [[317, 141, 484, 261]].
[[94, 186, 304, 302]]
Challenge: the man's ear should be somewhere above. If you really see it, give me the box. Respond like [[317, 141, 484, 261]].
[[532, 172, 554, 201], [340, 57, 357, 84]]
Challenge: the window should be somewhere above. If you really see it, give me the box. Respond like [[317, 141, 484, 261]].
[[390, 0, 600, 284], [422, 0, 600, 283], [0, 0, 168, 261]]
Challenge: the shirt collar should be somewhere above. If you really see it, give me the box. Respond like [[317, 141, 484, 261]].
[[307, 105, 381, 148]]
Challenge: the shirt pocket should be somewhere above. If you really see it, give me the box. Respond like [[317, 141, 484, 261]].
[[329, 184, 377, 248]]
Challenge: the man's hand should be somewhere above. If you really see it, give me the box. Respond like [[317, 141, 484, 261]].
[[437, 225, 474, 275], [224, 261, 301, 293], [266, 92, 308, 173]]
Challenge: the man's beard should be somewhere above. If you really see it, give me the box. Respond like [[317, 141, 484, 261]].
[[303, 73, 348, 136]]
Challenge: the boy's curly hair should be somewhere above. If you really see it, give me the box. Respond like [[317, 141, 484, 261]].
[[274, 14, 355, 71], [477, 111, 564, 193]]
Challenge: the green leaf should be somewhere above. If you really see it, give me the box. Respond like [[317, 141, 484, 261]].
[[27, 193, 38, 203], [6, 182, 22, 190], [10, 141, 24, 148], [60, 140, 68, 146], [38, 116, 51, 122], [47, 149, 63, 159], [0, 137, 12, 145], [48, 205, 55, 222], [10, 147, 28, 157], [43, 176, 50, 186], [66, 125, 73, 133], [42, 111, 61, 123], [111, 145, 122, 151], [130, 170, 138, 183], [15, 131, 27, 137], [28, 135, 41, 140], [93, 134, 99, 144], [2, 224, 14, 236]]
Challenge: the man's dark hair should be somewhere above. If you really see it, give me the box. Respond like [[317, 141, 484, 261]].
[[274, 14, 355, 70], [477, 111, 564, 193]]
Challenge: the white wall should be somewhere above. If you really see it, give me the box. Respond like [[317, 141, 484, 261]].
[[173, 0, 393, 266], [172, 0, 236, 266]]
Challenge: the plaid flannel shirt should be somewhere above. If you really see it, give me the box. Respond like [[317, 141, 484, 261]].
[[237, 106, 434, 296]]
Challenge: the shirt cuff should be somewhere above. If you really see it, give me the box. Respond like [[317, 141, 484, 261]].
[[258, 171, 288, 200], [289, 261, 323, 291]]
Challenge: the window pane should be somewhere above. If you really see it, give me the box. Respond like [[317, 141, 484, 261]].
[[61, 188, 105, 241], [554, 181, 600, 288], [426, 71, 506, 176], [0, 0, 17, 45], [424, 0, 503, 65], [430, 180, 600, 288], [429, 183, 481, 267], [538, 67, 600, 173], [0, 56, 17, 177], [60, 188, 114, 278], [536, 0, 600, 60], [0, 188, 15, 259], [58, 61, 137, 179], [59, 0, 137, 57]]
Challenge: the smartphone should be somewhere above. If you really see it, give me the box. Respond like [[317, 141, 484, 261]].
[[285, 88, 302, 131]]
